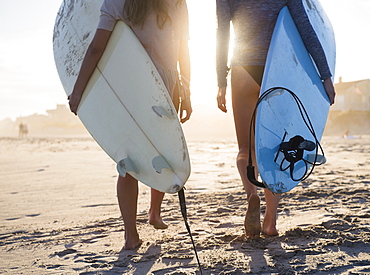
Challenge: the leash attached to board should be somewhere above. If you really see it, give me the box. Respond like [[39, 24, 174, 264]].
[[178, 188, 203, 274], [247, 87, 326, 189]]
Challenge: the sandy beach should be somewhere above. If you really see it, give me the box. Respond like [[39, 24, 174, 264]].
[[1, 134, 370, 274]]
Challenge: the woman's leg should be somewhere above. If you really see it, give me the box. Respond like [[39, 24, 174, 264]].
[[263, 189, 280, 236], [231, 66, 261, 238], [117, 174, 142, 249], [149, 189, 168, 229], [146, 80, 181, 230], [231, 66, 280, 237]]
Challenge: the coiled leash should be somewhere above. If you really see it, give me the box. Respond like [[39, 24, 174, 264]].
[[275, 133, 325, 182], [247, 87, 326, 188], [178, 188, 203, 274]]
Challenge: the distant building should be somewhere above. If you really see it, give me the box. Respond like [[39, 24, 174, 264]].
[[0, 104, 87, 137], [44, 104, 81, 127], [46, 104, 70, 118], [331, 78, 370, 112], [325, 78, 370, 135]]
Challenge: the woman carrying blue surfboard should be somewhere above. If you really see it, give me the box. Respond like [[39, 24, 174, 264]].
[[68, 0, 192, 250], [216, 0, 336, 238]]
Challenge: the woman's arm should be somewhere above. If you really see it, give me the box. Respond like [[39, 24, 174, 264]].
[[216, 0, 232, 112], [289, 1, 331, 80], [178, 38, 192, 123], [323, 78, 335, 105], [217, 86, 227, 113], [68, 29, 112, 115], [216, 0, 232, 89], [288, 0, 335, 105]]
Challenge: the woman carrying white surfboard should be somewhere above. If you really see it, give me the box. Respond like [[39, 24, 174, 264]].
[[216, 0, 336, 238], [68, 0, 192, 250]]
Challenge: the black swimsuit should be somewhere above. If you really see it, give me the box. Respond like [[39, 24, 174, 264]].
[[243, 65, 265, 86]]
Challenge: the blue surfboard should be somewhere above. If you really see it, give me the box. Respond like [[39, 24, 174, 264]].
[[255, 1, 336, 193]]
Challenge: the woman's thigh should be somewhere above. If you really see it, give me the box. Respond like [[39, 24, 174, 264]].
[[231, 66, 261, 149]]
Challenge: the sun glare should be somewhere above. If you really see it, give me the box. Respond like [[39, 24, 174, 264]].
[[187, 1, 218, 106], [187, 0, 235, 107]]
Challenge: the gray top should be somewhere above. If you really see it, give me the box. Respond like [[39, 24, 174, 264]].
[[216, 0, 332, 87]]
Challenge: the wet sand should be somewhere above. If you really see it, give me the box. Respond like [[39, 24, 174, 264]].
[[1, 136, 370, 274]]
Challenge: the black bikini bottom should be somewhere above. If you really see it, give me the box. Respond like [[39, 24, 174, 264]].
[[243, 65, 265, 86]]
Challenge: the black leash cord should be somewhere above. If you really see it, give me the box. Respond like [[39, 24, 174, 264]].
[[178, 188, 203, 274], [247, 87, 325, 187]]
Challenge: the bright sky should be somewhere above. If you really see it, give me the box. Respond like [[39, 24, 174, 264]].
[[0, 0, 369, 120]]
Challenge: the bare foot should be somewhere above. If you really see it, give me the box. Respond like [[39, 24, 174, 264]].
[[149, 217, 168, 230], [123, 237, 143, 250], [262, 216, 278, 236], [244, 193, 261, 239]]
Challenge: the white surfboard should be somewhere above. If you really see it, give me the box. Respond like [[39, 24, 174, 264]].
[[255, 0, 335, 193], [53, 0, 190, 193]]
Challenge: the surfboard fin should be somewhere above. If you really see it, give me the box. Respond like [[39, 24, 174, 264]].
[[117, 157, 138, 177], [306, 154, 327, 164], [152, 106, 171, 119], [152, 155, 173, 174]]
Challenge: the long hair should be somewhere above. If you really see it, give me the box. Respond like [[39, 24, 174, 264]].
[[123, 0, 182, 29]]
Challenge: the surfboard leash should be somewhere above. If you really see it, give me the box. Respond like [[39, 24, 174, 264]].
[[247, 87, 326, 188], [178, 188, 203, 274]]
